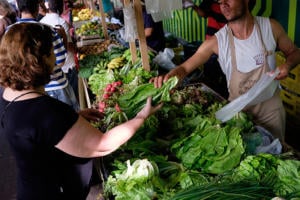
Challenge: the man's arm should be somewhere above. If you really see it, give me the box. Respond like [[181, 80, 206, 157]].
[[271, 18, 300, 80], [152, 36, 218, 88]]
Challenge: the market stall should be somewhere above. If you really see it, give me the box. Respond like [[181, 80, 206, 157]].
[[72, 1, 300, 199]]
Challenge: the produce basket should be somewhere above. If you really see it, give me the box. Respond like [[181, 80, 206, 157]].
[[197, 82, 226, 103], [76, 38, 105, 47], [77, 39, 119, 55], [73, 20, 90, 29], [176, 82, 227, 104]]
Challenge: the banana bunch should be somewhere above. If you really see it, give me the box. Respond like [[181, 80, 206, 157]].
[[77, 8, 92, 21], [93, 60, 108, 73], [79, 54, 86, 60], [107, 57, 125, 69]]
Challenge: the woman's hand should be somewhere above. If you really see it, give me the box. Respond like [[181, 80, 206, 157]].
[[78, 108, 104, 122], [135, 97, 163, 120]]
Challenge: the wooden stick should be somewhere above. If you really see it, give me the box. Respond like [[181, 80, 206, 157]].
[[98, 0, 109, 40], [133, 0, 150, 71]]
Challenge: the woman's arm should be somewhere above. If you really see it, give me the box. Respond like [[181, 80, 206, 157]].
[[55, 97, 162, 158]]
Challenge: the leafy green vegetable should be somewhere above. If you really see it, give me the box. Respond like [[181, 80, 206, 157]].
[[179, 170, 210, 189], [118, 77, 178, 118], [88, 70, 115, 95], [274, 159, 300, 197], [171, 119, 245, 174], [233, 154, 300, 198], [120, 64, 156, 84], [232, 153, 278, 185], [171, 181, 274, 200], [104, 159, 159, 200]]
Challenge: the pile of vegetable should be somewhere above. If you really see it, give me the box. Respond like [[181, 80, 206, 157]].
[[77, 44, 300, 199], [233, 153, 300, 197], [118, 77, 178, 118], [171, 119, 245, 174]]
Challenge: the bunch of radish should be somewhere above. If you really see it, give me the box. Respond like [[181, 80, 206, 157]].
[[98, 80, 122, 113]]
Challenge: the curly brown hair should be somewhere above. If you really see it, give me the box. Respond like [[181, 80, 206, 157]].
[[0, 23, 53, 90]]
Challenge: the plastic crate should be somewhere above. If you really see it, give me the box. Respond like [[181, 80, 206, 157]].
[[280, 89, 300, 120], [276, 51, 300, 94], [280, 64, 300, 94]]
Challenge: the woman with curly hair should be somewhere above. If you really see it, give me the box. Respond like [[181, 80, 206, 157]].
[[0, 23, 161, 200]]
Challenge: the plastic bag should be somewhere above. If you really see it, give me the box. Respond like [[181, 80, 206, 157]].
[[145, 0, 181, 22], [145, 0, 182, 13], [123, 3, 138, 42], [151, 11, 173, 22], [242, 126, 282, 155], [145, 0, 160, 14], [255, 126, 282, 155], [215, 69, 280, 122], [152, 48, 176, 71], [182, 0, 194, 9]]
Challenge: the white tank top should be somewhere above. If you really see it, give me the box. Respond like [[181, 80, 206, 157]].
[[215, 16, 277, 86]]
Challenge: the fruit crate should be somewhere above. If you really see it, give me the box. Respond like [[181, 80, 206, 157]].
[[276, 51, 300, 94], [77, 39, 119, 55], [280, 64, 300, 95], [76, 38, 104, 47], [280, 88, 300, 121], [180, 82, 227, 104]]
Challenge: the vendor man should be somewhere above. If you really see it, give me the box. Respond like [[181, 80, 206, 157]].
[[151, 0, 300, 142]]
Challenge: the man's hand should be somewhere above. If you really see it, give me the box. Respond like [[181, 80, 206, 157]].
[[149, 74, 171, 88], [275, 63, 290, 80], [150, 65, 187, 88]]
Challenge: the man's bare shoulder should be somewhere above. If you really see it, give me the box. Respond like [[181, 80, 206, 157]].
[[268, 18, 286, 39]]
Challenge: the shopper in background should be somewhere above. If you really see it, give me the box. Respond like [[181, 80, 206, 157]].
[[113, 0, 124, 24], [61, 0, 73, 24], [0, 22, 162, 200], [151, 0, 300, 142], [40, 0, 79, 100], [0, 0, 17, 38], [15, 0, 80, 111], [36, 0, 47, 21], [183, 0, 227, 39], [141, 0, 165, 53]]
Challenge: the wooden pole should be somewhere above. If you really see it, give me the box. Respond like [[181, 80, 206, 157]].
[[98, 0, 109, 40], [133, 0, 150, 71], [78, 77, 87, 109]]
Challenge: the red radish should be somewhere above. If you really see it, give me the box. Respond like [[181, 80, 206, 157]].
[[110, 87, 116, 92], [115, 104, 121, 112], [103, 93, 110, 99], [99, 101, 106, 109]]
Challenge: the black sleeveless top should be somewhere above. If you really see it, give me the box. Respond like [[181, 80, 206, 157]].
[[0, 89, 93, 200]]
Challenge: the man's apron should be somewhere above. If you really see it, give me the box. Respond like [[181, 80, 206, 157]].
[[227, 20, 285, 141]]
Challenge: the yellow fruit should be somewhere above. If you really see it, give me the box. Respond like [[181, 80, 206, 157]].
[[73, 16, 79, 22], [79, 54, 86, 60]]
